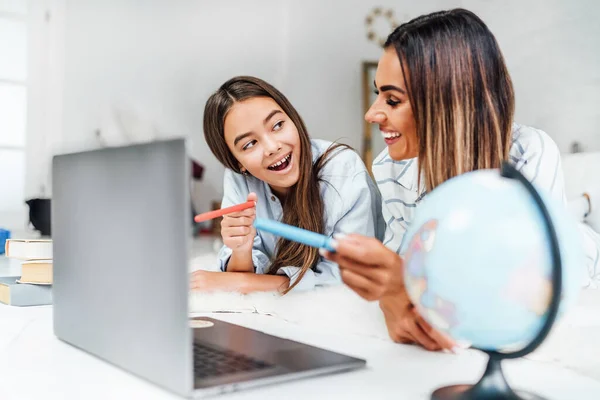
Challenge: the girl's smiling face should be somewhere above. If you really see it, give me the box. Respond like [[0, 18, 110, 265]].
[[223, 96, 301, 196]]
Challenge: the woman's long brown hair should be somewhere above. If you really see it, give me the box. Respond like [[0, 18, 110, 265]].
[[385, 8, 515, 191], [203, 76, 349, 293]]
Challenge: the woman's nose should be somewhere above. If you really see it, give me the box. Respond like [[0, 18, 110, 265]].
[[365, 104, 386, 124]]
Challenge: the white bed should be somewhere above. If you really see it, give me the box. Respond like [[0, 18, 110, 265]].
[[190, 151, 600, 381]]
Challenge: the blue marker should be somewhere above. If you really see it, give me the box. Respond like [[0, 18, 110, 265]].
[[253, 218, 336, 252]]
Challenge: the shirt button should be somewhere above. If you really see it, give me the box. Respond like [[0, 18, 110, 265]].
[[270, 196, 276, 201]]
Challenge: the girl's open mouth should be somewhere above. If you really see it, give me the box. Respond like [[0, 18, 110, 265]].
[[267, 153, 292, 172]]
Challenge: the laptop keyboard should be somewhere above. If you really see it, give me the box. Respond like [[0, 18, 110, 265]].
[[193, 342, 273, 379]]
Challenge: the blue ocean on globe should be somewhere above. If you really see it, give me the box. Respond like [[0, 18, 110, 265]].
[[401, 169, 584, 351]]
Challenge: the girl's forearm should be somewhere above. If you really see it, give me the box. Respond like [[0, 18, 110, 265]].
[[226, 250, 254, 272], [219, 272, 290, 293]]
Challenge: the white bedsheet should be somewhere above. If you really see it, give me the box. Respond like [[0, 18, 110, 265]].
[[190, 254, 600, 381]]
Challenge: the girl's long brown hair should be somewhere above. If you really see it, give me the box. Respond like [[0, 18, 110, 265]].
[[203, 76, 349, 293], [384, 8, 515, 191]]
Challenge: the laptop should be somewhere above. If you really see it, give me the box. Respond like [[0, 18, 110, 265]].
[[51, 139, 365, 398]]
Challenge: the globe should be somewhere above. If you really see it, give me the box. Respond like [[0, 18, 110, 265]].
[[402, 168, 585, 352]]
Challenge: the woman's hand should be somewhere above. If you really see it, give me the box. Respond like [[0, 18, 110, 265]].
[[379, 291, 455, 351], [322, 234, 455, 351], [220, 192, 257, 254]]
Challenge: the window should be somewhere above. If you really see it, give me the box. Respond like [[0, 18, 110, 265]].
[[0, 1, 27, 220]]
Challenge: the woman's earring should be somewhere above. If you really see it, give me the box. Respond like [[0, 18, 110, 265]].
[[240, 168, 248, 176]]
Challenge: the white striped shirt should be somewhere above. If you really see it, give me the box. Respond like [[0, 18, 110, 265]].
[[372, 123, 600, 286]]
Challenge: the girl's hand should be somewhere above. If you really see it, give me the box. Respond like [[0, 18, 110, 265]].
[[220, 193, 257, 253]]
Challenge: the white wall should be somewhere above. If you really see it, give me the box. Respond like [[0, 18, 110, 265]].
[[283, 0, 600, 153], [462, 0, 600, 152], [26, 0, 600, 217], [26, 0, 65, 199], [58, 0, 291, 216]]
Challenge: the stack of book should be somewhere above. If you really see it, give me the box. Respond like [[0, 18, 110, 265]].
[[0, 239, 53, 306]]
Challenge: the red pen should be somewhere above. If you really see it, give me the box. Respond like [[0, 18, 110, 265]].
[[194, 201, 256, 223]]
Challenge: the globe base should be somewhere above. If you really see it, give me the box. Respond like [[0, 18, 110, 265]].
[[431, 384, 546, 400], [431, 355, 547, 400]]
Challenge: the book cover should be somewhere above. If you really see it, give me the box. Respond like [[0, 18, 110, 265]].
[[0, 277, 52, 306]]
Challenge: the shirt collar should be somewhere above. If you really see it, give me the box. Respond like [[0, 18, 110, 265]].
[[372, 150, 419, 192]]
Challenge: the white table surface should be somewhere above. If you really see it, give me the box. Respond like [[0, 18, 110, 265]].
[[1, 255, 599, 400]]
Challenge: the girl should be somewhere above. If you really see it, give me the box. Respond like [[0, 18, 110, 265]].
[[324, 8, 600, 351], [191, 76, 383, 293]]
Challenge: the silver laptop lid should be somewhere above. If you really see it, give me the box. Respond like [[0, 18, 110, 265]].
[[52, 139, 192, 397]]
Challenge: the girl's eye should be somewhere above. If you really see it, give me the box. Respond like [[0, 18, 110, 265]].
[[273, 120, 284, 131], [242, 140, 257, 151]]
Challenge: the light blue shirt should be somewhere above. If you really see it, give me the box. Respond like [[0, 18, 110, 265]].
[[218, 139, 385, 291], [372, 123, 600, 284]]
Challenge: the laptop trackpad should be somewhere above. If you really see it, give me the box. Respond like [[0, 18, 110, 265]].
[[273, 347, 356, 372]]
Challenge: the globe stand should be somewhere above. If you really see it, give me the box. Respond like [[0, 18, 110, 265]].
[[431, 352, 545, 400], [429, 163, 563, 400]]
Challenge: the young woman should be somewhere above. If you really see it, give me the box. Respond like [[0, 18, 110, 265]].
[[191, 76, 384, 293], [323, 8, 600, 351]]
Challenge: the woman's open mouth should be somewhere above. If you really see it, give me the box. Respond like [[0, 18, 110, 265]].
[[267, 153, 292, 173], [382, 131, 402, 146]]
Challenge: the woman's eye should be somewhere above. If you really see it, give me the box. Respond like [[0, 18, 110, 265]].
[[374, 89, 400, 106], [273, 120, 284, 131], [242, 140, 257, 151]]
